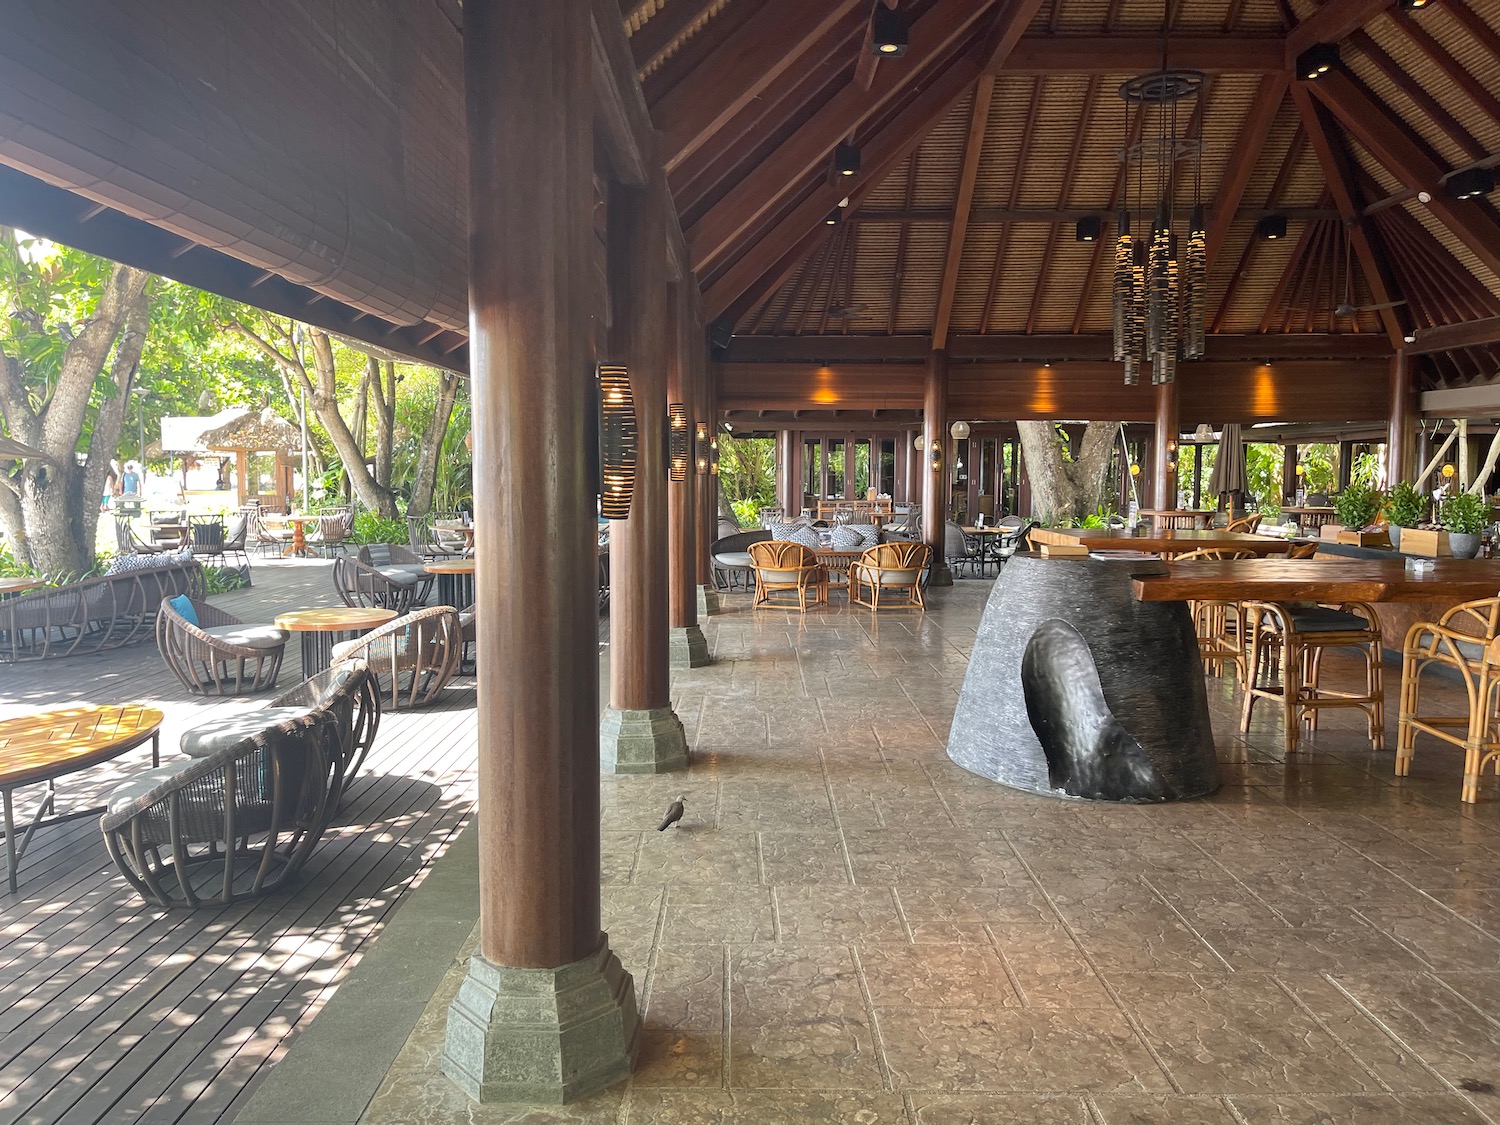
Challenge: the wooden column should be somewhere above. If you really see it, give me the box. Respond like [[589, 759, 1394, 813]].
[[922, 350, 952, 585], [777, 429, 795, 513], [694, 348, 719, 612], [667, 282, 707, 668], [1387, 350, 1415, 484], [1152, 380, 1179, 510], [1283, 444, 1299, 503]]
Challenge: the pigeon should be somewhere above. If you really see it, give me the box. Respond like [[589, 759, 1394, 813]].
[[657, 796, 686, 831]]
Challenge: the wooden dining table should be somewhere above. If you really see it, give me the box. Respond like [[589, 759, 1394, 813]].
[[1132, 558, 1500, 605], [1030, 527, 1294, 556], [1136, 508, 1216, 530]]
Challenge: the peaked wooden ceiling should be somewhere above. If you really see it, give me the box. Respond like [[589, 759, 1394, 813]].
[[625, 0, 1500, 390]]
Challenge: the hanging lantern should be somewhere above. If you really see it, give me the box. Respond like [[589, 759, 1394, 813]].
[[667, 403, 689, 482], [597, 364, 638, 520], [1182, 205, 1207, 360], [950, 420, 971, 441]]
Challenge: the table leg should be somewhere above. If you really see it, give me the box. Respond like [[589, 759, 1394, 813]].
[[300, 632, 336, 677], [4, 790, 15, 895]]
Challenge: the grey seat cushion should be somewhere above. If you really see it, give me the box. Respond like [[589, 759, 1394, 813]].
[[202, 624, 290, 650], [180, 706, 314, 758], [713, 551, 754, 570], [376, 566, 422, 586], [1286, 606, 1373, 633], [106, 764, 187, 816]]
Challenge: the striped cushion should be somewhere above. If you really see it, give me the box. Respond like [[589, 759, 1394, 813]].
[[828, 526, 863, 550], [786, 527, 823, 551]]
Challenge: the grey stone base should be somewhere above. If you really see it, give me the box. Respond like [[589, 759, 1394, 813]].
[[696, 584, 722, 616], [669, 625, 711, 668], [928, 561, 954, 588], [600, 705, 690, 774], [441, 939, 640, 1105]]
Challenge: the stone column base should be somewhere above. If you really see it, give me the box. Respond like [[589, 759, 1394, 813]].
[[696, 584, 721, 616], [600, 705, 689, 773], [441, 939, 640, 1105], [928, 561, 954, 588], [669, 625, 711, 668]]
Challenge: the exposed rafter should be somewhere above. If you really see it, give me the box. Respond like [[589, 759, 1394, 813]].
[[1205, 73, 1288, 271], [1409, 316, 1500, 355], [1002, 34, 1284, 73], [1285, 0, 1393, 60], [934, 76, 995, 349], [629, 0, 718, 74]]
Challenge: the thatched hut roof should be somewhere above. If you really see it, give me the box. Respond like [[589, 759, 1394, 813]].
[[0, 434, 45, 461], [197, 409, 302, 454]]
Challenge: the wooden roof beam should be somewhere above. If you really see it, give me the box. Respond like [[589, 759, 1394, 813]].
[[654, 0, 863, 172], [1286, 0, 1393, 60], [1002, 35, 1284, 73], [1391, 9, 1500, 131], [720, 333, 1393, 362], [1205, 73, 1288, 271], [1290, 80, 1409, 347], [1072, 91, 1144, 334], [1348, 30, 1488, 162], [1027, 77, 1098, 335], [629, 0, 718, 74], [686, 0, 1011, 276], [934, 76, 995, 349], [1409, 316, 1500, 355], [1309, 68, 1500, 279]]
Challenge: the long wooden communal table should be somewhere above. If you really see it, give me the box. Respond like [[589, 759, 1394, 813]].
[[1030, 527, 1295, 556], [1133, 558, 1500, 605]]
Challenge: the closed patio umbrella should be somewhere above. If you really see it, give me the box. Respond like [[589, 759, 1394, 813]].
[[1207, 423, 1247, 505], [0, 434, 44, 461]]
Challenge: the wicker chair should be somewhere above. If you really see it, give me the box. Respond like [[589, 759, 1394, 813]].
[[188, 514, 226, 566], [269, 662, 383, 802], [407, 514, 467, 561], [156, 596, 290, 695], [1175, 547, 1259, 683], [1, 559, 204, 661], [332, 556, 421, 614], [308, 510, 353, 557], [850, 541, 931, 611], [255, 510, 295, 558], [114, 515, 163, 556], [748, 541, 828, 611], [357, 543, 434, 604], [331, 606, 463, 709], [1224, 513, 1264, 533], [101, 706, 339, 907]]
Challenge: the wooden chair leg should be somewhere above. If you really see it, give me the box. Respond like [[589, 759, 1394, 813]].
[[1396, 645, 1420, 776]]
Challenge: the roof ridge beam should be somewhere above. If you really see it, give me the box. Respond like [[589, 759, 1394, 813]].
[[1004, 34, 1284, 73]]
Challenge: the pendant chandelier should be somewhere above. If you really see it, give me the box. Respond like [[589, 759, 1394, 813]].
[[1111, 54, 1206, 387]]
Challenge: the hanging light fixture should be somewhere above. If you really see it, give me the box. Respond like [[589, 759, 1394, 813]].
[[1193, 423, 1215, 442], [597, 364, 638, 520], [667, 403, 689, 482], [950, 420, 971, 441], [1111, 20, 1206, 387]]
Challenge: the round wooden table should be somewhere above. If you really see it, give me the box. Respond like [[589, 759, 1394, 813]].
[[281, 514, 324, 558], [274, 607, 397, 675], [0, 576, 45, 600], [425, 558, 476, 608], [0, 703, 163, 893]]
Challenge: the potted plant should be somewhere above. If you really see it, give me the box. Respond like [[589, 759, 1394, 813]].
[[1440, 491, 1486, 559], [1331, 484, 1386, 545], [1384, 481, 1428, 551]]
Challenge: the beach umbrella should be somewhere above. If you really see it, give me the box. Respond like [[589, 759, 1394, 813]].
[[1207, 423, 1247, 499]]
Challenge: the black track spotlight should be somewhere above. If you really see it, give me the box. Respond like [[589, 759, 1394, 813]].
[[1257, 214, 1288, 240], [1075, 216, 1102, 242], [834, 144, 861, 178], [1445, 166, 1496, 201], [870, 6, 909, 57], [824, 208, 841, 226], [1296, 43, 1339, 80]]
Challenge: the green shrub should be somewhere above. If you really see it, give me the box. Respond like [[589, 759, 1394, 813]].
[[1332, 485, 1384, 531], [202, 565, 250, 594], [352, 511, 408, 545], [731, 498, 762, 528], [1440, 491, 1487, 535], [1385, 481, 1428, 528]]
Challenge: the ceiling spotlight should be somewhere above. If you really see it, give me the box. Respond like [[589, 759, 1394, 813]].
[[1296, 43, 1340, 80], [1257, 214, 1288, 240], [1444, 166, 1496, 201], [824, 208, 841, 226], [1075, 216, 1102, 242], [1417, 190, 1433, 203], [870, 6, 909, 56], [834, 144, 861, 177], [1399, 0, 1432, 9], [1404, 333, 1417, 343]]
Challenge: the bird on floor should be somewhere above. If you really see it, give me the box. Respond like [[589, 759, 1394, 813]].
[[657, 796, 686, 831]]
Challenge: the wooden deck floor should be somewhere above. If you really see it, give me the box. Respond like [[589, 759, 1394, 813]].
[[0, 557, 482, 1124]]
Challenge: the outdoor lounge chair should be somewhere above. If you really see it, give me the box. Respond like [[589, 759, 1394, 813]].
[[357, 543, 434, 604], [331, 605, 462, 709], [156, 595, 290, 695], [114, 515, 162, 556], [333, 556, 422, 614], [307, 510, 353, 557], [407, 514, 467, 561], [254, 510, 295, 557], [850, 541, 931, 611], [748, 540, 828, 611]]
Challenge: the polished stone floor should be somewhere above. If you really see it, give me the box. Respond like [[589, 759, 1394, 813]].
[[364, 579, 1500, 1125]]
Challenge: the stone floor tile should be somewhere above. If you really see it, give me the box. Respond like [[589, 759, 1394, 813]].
[[715, 780, 836, 831], [631, 830, 762, 885], [1328, 972, 1500, 1091], [601, 885, 666, 948], [635, 945, 724, 1088], [758, 831, 854, 885], [1275, 974, 1448, 1093], [661, 886, 775, 943], [1046, 883, 1228, 972], [773, 886, 910, 944], [728, 945, 870, 1022], [986, 921, 1116, 1009], [1353, 896, 1500, 971], [622, 1089, 907, 1124], [727, 1014, 885, 1090], [1227, 1094, 1494, 1124], [875, 1006, 1170, 1094], [1089, 1095, 1241, 1124], [362, 1069, 626, 1124], [856, 943, 1021, 1009], [895, 885, 1058, 926], [906, 1094, 1091, 1124]]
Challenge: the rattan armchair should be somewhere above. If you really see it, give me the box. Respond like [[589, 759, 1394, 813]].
[[270, 662, 382, 801], [156, 596, 290, 695], [357, 543, 434, 604], [332, 556, 421, 614], [331, 605, 463, 709], [255, 510, 295, 558], [114, 515, 162, 555], [850, 541, 931, 610], [748, 541, 828, 610], [1175, 547, 1259, 683], [308, 510, 353, 557]]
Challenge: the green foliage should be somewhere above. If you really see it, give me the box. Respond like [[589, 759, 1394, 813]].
[[1385, 481, 1428, 528], [351, 510, 408, 544], [1440, 491, 1487, 535], [0, 541, 40, 579], [1333, 484, 1384, 530], [1350, 450, 1383, 489], [718, 434, 776, 508], [731, 498, 763, 528], [1298, 444, 1337, 494], [201, 565, 249, 594]]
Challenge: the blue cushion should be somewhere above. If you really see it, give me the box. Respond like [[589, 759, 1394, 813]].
[[168, 594, 198, 626]]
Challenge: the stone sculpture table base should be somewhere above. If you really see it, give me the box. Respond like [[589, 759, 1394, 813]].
[[946, 555, 1218, 802]]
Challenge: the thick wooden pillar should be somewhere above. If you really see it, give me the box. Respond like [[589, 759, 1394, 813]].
[[1153, 380, 1179, 510], [1387, 350, 1415, 483], [667, 283, 707, 667], [694, 348, 720, 613], [922, 350, 952, 586], [1283, 444, 1299, 503], [446, 0, 637, 1103]]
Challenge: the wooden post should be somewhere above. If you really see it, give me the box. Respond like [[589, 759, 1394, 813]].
[[443, 0, 637, 1101], [777, 429, 795, 513], [668, 282, 708, 668], [1153, 380, 1179, 510], [1387, 350, 1414, 484], [922, 350, 952, 586], [695, 348, 720, 614], [1282, 444, 1298, 503]]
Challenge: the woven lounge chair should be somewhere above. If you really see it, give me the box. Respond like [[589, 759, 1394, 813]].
[[357, 543, 434, 604], [332, 556, 422, 614], [331, 605, 463, 709], [748, 540, 828, 611], [850, 541, 931, 611], [114, 515, 162, 556], [156, 596, 290, 695]]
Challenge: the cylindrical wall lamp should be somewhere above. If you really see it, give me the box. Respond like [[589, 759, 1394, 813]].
[[710, 435, 720, 476], [597, 364, 638, 519], [695, 421, 710, 475], [668, 403, 689, 482]]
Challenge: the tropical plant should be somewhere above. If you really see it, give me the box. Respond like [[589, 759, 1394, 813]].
[[351, 510, 409, 544], [1385, 481, 1428, 529], [201, 565, 249, 594], [1440, 491, 1486, 535], [1332, 484, 1384, 531], [731, 498, 762, 528], [718, 434, 776, 510]]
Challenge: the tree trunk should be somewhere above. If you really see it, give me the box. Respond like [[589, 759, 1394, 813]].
[[408, 368, 461, 516], [367, 358, 396, 489], [1016, 420, 1121, 524]]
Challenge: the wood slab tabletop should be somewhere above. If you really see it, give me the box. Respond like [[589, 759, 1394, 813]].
[[1030, 527, 1293, 555], [1133, 558, 1500, 604]]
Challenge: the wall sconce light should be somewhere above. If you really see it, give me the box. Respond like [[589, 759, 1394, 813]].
[[1442, 463, 1456, 479], [668, 402, 689, 482], [597, 364, 638, 520], [1166, 439, 1178, 454], [929, 439, 942, 473], [695, 420, 710, 475], [1295, 463, 1305, 477], [709, 436, 720, 476]]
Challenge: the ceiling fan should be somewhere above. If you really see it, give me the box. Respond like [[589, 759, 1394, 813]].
[[1332, 228, 1406, 318]]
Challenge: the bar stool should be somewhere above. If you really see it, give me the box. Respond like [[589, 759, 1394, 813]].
[[1241, 599, 1385, 753], [1177, 548, 1258, 684]]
